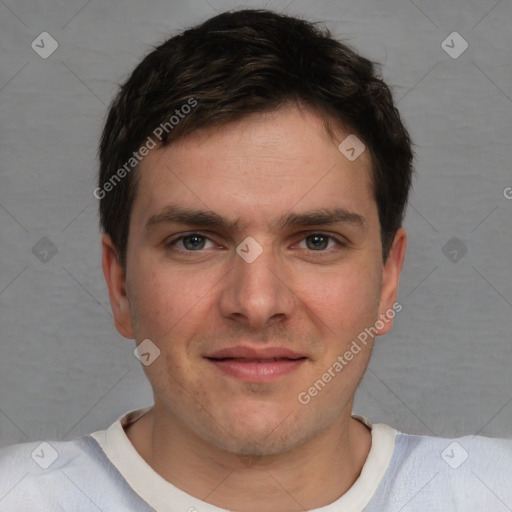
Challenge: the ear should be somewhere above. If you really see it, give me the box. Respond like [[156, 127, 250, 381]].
[[376, 228, 407, 336], [102, 234, 135, 339]]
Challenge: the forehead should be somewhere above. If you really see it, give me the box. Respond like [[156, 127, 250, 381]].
[[132, 105, 376, 230]]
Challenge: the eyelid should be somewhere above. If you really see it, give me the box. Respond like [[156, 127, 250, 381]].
[[293, 230, 349, 245]]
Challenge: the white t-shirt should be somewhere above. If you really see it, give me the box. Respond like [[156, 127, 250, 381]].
[[0, 406, 511, 511]]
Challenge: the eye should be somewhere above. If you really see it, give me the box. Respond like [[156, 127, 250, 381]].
[[167, 233, 216, 251], [165, 232, 346, 254], [297, 233, 343, 251]]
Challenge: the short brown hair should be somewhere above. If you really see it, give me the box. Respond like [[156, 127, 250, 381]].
[[98, 9, 413, 268]]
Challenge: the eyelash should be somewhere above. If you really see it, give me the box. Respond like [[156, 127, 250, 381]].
[[165, 232, 347, 255]]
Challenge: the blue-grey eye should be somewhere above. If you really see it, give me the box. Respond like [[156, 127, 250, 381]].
[[182, 234, 207, 250], [305, 234, 330, 250]]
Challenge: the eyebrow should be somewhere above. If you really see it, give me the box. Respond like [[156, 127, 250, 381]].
[[145, 204, 367, 232]]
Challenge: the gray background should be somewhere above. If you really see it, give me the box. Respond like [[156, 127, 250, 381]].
[[0, 0, 511, 449]]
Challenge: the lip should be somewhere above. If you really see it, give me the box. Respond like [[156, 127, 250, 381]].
[[206, 358, 306, 382], [204, 346, 307, 382], [205, 346, 306, 360]]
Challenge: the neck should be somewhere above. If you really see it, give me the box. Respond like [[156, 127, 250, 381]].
[[125, 405, 372, 511]]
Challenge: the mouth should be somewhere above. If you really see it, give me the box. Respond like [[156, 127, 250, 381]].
[[204, 349, 307, 381], [214, 357, 305, 363]]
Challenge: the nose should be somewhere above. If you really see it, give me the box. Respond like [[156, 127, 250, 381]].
[[218, 238, 296, 331]]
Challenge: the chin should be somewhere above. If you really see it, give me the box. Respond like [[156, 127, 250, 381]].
[[203, 410, 310, 457]]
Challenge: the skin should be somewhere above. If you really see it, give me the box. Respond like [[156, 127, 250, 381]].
[[102, 104, 407, 511]]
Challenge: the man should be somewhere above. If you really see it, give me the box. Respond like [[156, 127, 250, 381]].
[[1, 8, 510, 511]]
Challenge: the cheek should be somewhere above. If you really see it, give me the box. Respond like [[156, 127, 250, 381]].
[[127, 262, 219, 342], [297, 261, 382, 334], [127, 266, 179, 339]]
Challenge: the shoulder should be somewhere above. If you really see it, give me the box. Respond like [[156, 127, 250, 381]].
[[0, 436, 152, 511], [0, 438, 81, 510], [0, 437, 102, 510], [377, 431, 512, 509], [0, 437, 83, 470], [395, 430, 512, 470]]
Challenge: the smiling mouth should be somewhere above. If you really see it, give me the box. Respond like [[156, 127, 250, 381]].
[[205, 356, 307, 381]]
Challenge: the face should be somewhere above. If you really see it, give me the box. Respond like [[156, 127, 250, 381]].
[[103, 105, 406, 456]]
